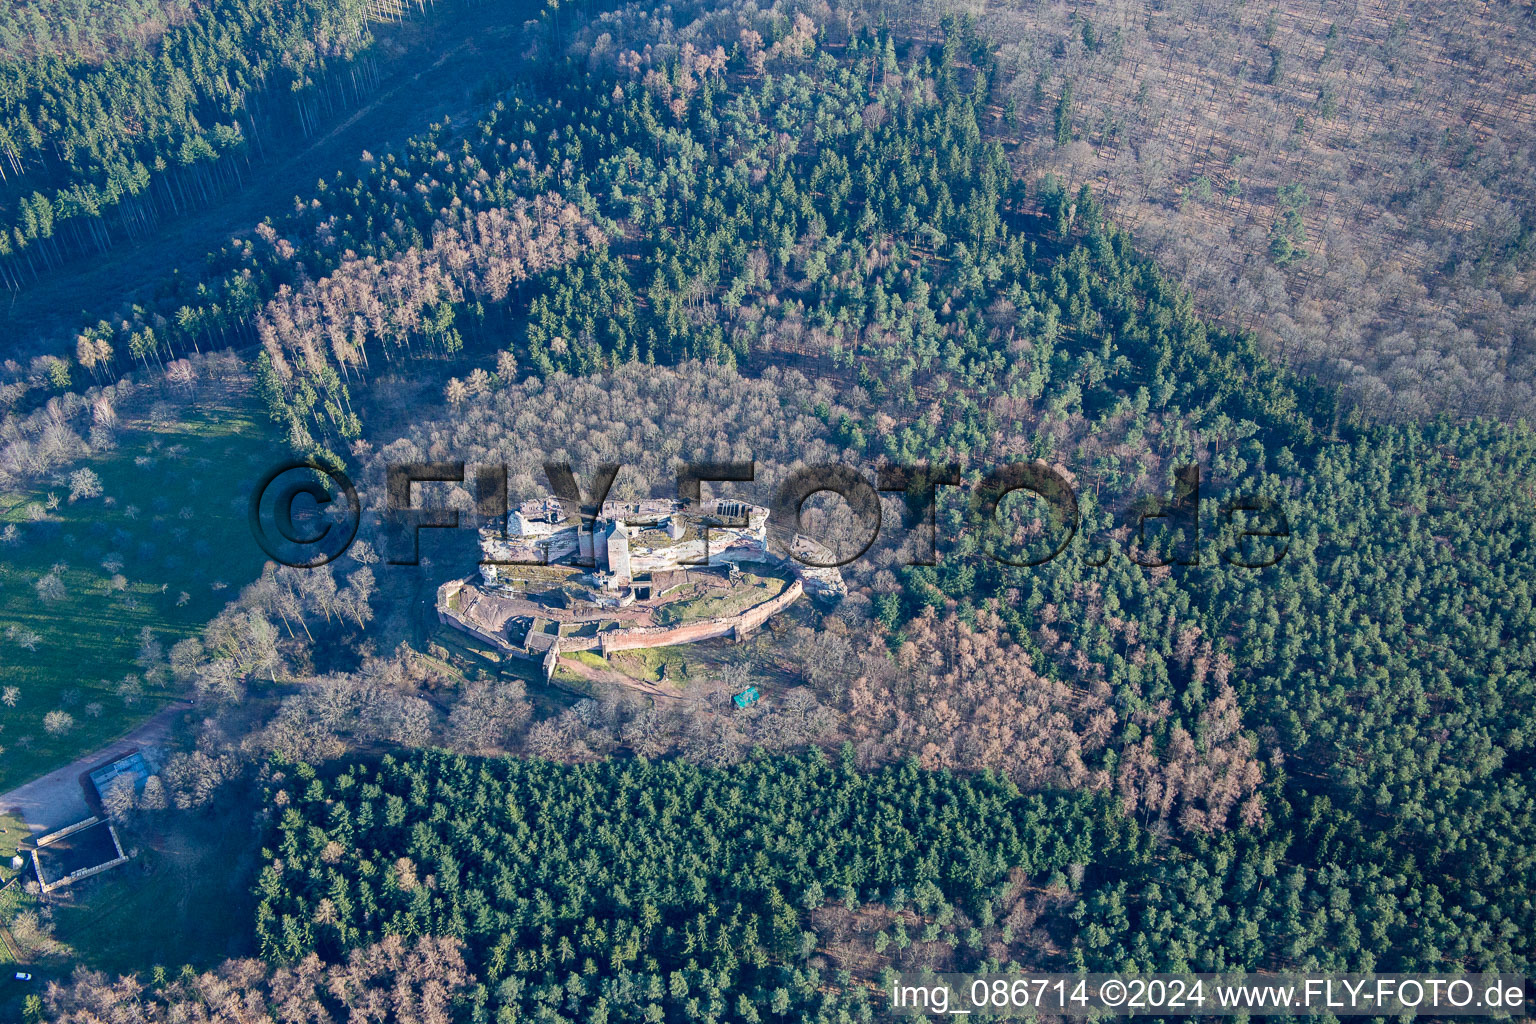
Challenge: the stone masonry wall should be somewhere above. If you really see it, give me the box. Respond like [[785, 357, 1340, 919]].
[[436, 577, 804, 665]]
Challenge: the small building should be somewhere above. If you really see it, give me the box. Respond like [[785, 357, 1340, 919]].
[[88, 749, 154, 810], [732, 685, 761, 710], [30, 817, 129, 894]]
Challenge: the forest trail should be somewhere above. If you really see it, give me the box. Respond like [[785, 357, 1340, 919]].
[[0, 705, 181, 834], [1, 6, 528, 361]]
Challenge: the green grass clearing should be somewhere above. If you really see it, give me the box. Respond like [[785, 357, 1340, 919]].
[[653, 573, 788, 626], [0, 810, 29, 969], [0, 811, 25, 882], [569, 650, 610, 670], [607, 646, 692, 683], [548, 664, 599, 694], [0, 398, 279, 791]]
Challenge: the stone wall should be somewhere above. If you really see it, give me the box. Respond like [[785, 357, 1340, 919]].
[[593, 580, 803, 654], [436, 576, 804, 666]]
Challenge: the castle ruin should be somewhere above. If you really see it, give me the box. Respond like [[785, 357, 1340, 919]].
[[437, 495, 844, 678]]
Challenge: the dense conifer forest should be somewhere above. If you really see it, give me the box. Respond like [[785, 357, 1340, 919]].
[[221, 749, 1536, 1020], [0, 0, 391, 284]]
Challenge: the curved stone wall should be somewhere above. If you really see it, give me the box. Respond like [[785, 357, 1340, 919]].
[[436, 577, 804, 669]]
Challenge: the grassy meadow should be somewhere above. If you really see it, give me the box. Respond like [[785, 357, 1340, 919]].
[[0, 399, 277, 792], [607, 646, 693, 683]]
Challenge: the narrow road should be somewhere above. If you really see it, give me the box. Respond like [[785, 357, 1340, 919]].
[[0, 706, 181, 835]]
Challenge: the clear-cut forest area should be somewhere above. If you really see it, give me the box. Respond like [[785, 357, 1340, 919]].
[[0, 0, 1531, 1021]]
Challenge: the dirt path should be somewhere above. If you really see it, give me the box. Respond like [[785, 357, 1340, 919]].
[[0, 706, 182, 835], [2, 6, 531, 357]]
